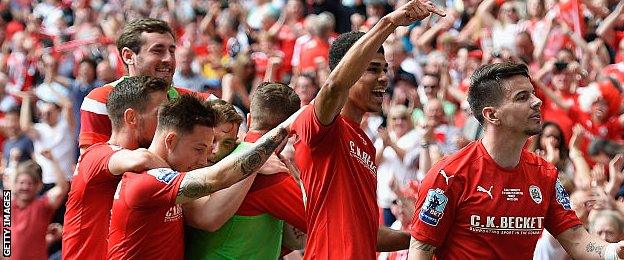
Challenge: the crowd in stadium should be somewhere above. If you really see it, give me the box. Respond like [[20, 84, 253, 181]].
[[1, 0, 624, 259]]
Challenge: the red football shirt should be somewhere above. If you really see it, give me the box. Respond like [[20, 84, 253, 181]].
[[409, 140, 581, 259], [79, 77, 213, 149], [107, 169, 187, 260], [11, 196, 54, 260], [236, 131, 306, 231], [292, 105, 379, 259], [62, 143, 122, 260], [297, 37, 329, 72]]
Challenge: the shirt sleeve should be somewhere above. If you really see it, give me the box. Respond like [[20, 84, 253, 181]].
[[247, 176, 307, 232], [79, 144, 119, 183], [291, 104, 338, 148], [124, 169, 187, 208], [79, 110, 112, 149], [409, 162, 462, 247], [544, 176, 582, 236]]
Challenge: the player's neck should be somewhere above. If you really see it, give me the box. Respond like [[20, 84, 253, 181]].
[[481, 130, 527, 169], [340, 103, 365, 125], [109, 129, 139, 150]]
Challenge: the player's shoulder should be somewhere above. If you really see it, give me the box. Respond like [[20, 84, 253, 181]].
[[85, 78, 124, 102], [173, 87, 213, 100], [144, 168, 183, 184], [434, 141, 484, 177], [80, 142, 121, 160], [522, 149, 558, 177]]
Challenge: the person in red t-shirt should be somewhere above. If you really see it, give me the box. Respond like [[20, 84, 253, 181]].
[[11, 155, 68, 260], [290, 1, 445, 259], [79, 18, 212, 152], [62, 76, 171, 260], [107, 94, 294, 260], [408, 62, 624, 259]]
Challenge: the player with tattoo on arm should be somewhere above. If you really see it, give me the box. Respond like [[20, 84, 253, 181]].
[[289, 1, 445, 259], [107, 94, 294, 260], [62, 76, 170, 260], [408, 62, 624, 260], [185, 82, 306, 259]]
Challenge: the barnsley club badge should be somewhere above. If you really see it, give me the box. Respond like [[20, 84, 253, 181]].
[[529, 185, 542, 204], [419, 188, 448, 226]]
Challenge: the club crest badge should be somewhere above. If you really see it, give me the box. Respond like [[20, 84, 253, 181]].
[[419, 188, 448, 226], [529, 185, 542, 204]]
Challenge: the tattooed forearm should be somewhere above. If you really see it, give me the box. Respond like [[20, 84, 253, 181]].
[[238, 127, 288, 177], [178, 174, 215, 199], [416, 243, 436, 252], [585, 242, 605, 258]]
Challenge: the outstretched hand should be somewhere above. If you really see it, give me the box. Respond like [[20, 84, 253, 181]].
[[388, 0, 446, 27]]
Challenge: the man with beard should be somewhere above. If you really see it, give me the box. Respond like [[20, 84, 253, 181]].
[[408, 62, 624, 259], [62, 76, 170, 260]]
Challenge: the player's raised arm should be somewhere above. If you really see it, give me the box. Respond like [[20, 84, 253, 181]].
[[314, 0, 444, 125]]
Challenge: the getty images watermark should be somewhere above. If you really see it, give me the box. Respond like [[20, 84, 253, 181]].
[[2, 190, 10, 257]]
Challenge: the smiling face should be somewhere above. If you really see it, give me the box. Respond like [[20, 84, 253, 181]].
[[14, 173, 40, 202], [125, 32, 176, 84], [347, 53, 389, 114], [491, 75, 543, 136]]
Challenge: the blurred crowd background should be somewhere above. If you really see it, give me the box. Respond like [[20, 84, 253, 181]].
[[0, 0, 623, 259]]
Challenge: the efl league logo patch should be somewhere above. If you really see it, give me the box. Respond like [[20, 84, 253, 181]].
[[529, 185, 542, 204], [147, 168, 179, 184], [555, 179, 572, 210], [419, 188, 448, 226]]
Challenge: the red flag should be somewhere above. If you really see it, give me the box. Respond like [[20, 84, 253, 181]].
[[557, 0, 585, 36]]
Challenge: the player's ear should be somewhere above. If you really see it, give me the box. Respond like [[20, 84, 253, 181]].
[[121, 47, 135, 66], [164, 132, 178, 151], [124, 108, 137, 127], [482, 107, 499, 125]]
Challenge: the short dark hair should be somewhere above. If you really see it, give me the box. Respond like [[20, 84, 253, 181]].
[[107, 76, 169, 129], [207, 99, 243, 126], [468, 62, 530, 124], [157, 94, 218, 134], [116, 18, 175, 57], [250, 82, 300, 130], [328, 31, 384, 71]]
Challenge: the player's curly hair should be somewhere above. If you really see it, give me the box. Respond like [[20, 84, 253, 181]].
[[328, 31, 384, 71]]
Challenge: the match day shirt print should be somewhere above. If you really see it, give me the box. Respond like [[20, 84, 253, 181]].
[[410, 140, 581, 259]]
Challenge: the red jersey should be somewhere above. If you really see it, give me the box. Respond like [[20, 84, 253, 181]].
[[62, 143, 122, 260], [79, 77, 213, 149], [11, 196, 54, 260], [292, 105, 379, 259], [237, 131, 306, 231], [409, 140, 581, 259], [107, 169, 187, 260], [297, 37, 329, 73]]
